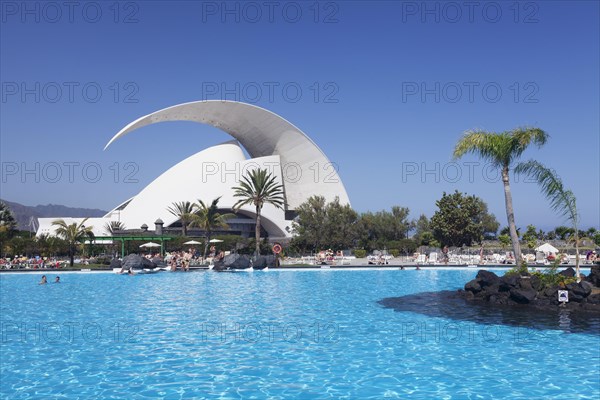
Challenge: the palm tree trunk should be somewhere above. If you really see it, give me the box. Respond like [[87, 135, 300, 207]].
[[255, 205, 261, 257], [69, 245, 74, 267], [204, 232, 211, 260], [502, 167, 522, 265], [182, 222, 187, 237], [574, 228, 580, 282]]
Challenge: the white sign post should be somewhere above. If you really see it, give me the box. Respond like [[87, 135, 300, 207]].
[[558, 290, 569, 303]]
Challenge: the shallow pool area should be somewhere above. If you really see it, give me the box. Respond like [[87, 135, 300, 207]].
[[1, 269, 599, 399]]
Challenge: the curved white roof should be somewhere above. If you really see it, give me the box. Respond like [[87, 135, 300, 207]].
[[37, 101, 350, 240], [105, 100, 349, 210], [115, 141, 290, 237]]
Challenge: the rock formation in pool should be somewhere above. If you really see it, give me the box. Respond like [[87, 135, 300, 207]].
[[459, 266, 600, 312]]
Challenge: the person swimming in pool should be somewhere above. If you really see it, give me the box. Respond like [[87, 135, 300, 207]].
[[55, 276, 60, 283], [39, 275, 47, 285]]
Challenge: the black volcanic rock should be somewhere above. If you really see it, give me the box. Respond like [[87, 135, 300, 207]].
[[461, 269, 600, 311], [587, 265, 600, 286], [253, 255, 277, 270], [121, 254, 156, 270], [500, 274, 519, 291], [213, 254, 252, 271], [560, 267, 576, 278], [510, 287, 537, 304], [588, 294, 600, 304], [379, 291, 600, 334], [464, 280, 480, 293], [477, 270, 501, 288]]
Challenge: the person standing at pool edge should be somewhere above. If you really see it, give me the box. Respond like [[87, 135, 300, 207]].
[[39, 275, 47, 284]]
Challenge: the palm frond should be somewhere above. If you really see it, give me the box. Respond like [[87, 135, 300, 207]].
[[231, 168, 285, 211], [509, 127, 549, 159], [454, 127, 548, 170], [514, 160, 578, 224]]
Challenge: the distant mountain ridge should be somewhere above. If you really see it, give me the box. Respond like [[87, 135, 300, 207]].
[[1, 199, 107, 231]]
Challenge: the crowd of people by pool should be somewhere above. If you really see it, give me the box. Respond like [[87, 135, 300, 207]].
[[160, 245, 224, 271], [1, 256, 66, 269], [117, 245, 226, 274]]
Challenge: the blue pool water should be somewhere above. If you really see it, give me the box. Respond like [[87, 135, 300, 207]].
[[1, 269, 599, 399]]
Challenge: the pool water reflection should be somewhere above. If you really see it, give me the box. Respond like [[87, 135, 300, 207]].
[[1, 269, 599, 399]]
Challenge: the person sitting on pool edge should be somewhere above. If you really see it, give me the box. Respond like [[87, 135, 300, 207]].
[[39, 275, 47, 285]]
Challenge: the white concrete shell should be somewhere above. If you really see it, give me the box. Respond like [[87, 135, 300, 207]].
[[105, 141, 290, 238], [38, 142, 291, 239], [105, 100, 349, 209], [37, 101, 349, 240]]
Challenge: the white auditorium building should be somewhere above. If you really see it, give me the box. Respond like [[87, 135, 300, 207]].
[[36, 100, 350, 241]]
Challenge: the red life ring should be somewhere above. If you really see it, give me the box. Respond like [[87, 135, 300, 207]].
[[272, 244, 282, 254]]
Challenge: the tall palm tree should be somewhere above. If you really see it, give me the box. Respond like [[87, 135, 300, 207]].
[[453, 127, 548, 264], [515, 161, 581, 280], [232, 168, 285, 257], [189, 197, 235, 258], [52, 218, 95, 267], [167, 201, 195, 236]]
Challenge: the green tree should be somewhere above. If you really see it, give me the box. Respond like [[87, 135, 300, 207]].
[[453, 127, 548, 263], [232, 169, 285, 257], [429, 191, 498, 247], [480, 203, 500, 239], [389, 206, 412, 241], [419, 231, 435, 247], [357, 207, 412, 251], [323, 197, 359, 250], [413, 214, 431, 245], [500, 226, 521, 238], [34, 233, 68, 258], [515, 160, 582, 280], [553, 226, 574, 241], [498, 234, 511, 250], [522, 224, 539, 249], [189, 197, 235, 258], [291, 196, 359, 252], [0, 202, 17, 257], [291, 196, 328, 252], [167, 201, 196, 236], [51, 218, 95, 267]]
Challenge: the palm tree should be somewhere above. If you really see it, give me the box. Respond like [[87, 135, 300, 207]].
[[189, 197, 235, 258], [453, 127, 548, 265], [52, 218, 95, 267], [232, 168, 285, 257], [104, 221, 126, 235], [167, 201, 196, 236], [104, 221, 126, 257], [515, 161, 581, 280]]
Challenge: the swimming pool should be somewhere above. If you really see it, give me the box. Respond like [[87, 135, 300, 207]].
[[1, 269, 599, 399]]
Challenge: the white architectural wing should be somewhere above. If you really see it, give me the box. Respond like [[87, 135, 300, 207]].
[[105, 100, 349, 209], [37, 101, 350, 240]]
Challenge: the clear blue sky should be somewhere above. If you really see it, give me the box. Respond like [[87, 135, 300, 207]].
[[1, 1, 598, 231]]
